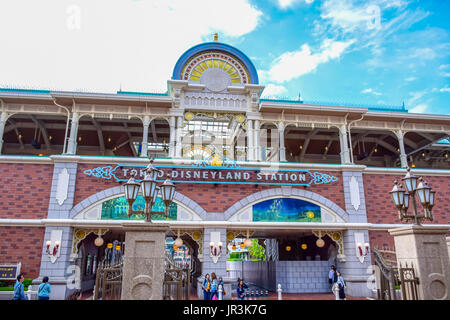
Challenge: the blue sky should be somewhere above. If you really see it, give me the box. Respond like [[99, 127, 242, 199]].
[[0, 0, 449, 115]]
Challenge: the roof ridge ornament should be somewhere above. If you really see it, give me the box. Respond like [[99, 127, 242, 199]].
[[213, 32, 218, 42]]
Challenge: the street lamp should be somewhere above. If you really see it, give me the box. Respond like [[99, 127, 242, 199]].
[[389, 167, 435, 225], [124, 159, 176, 222]]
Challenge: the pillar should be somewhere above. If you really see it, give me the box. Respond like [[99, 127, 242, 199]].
[[389, 226, 450, 300], [141, 115, 151, 158], [254, 119, 260, 161], [0, 112, 7, 154], [247, 120, 254, 161], [198, 228, 228, 298], [395, 130, 408, 168], [121, 228, 168, 300], [169, 116, 175, 158], [67, 112, 79, 154], [175, 116, 183, 157], [279, 122, 286, 162], [339, 125, 351, 164], [35, 161, 79, 299]]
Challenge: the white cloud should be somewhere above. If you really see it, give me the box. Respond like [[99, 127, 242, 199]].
[[440, 87, 450, 92], [0, 0, 262, 93], [405, 77, 416, 82], [261, 84, 288, 97], [409, 103, 429, 113], [407, 90, 427, 105], [361, 88, 382, 95], [277, 0, 313, 9], [266, 39, 354, 83]]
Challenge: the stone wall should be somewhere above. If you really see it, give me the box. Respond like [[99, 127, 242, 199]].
[[276, 261, 330, 293]]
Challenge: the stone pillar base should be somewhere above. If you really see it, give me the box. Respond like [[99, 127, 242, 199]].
[[389, 225, 450, 300], [121, 227, 168, 300]]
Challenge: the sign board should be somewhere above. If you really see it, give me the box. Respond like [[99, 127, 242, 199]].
[[0, 263, 21, 280], [84, 162, 338, 187]]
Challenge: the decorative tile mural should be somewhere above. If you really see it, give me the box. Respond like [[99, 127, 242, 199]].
[[252, 198, 321, 222], [101, 196, 177, 220]]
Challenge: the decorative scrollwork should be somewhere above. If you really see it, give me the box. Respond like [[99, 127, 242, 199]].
[[310, 172, 338, 185], [84, 166, 117, 180]]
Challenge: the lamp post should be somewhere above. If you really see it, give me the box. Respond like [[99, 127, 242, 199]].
[[389, 167, 435, 225], [123, 159, 176, 222]]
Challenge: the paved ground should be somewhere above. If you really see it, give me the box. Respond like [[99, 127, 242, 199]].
[[191, 291, 366, 300]]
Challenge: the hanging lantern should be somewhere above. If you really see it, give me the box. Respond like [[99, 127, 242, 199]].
[[301, 244, 308, 250], [94, 236, 104, 247], [285, 245, 292, 252], [174, 237, 183, 247], [316, 238, 325, 248], [244, 238, 252, 248]]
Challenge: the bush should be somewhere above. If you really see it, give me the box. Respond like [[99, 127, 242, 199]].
[[23, 278, 33, 287]]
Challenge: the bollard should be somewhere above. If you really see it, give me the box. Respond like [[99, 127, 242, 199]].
[[255, 290, 259, 298], [277, 284, 282, 300], [218, 284, 223, 300], [265, 290, 268, 297]]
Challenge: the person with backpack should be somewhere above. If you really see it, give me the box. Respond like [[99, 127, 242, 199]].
[[201, 273, 211, 300], [210, 272, 218, 300], [37, 276, 51, 300], [12, 274, 28, 300]]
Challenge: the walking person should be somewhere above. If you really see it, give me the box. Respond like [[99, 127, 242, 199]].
[[210, 272, 218, 300], [236, 279, 248, 300], [337, 271, 347, 300], [201, 274, 211, 300], [12, 274, 28, 300], [330, 266, 339, 300], [328, 265, 336, 291], [37, 276, 51, 300]]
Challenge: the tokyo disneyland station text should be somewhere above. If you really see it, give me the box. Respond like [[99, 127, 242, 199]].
[[0, 35, 449, 301]]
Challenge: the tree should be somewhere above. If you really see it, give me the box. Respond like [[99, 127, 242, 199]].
[[248, 239, 266, 261]]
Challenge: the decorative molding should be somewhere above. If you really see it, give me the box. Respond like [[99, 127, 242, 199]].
[[349, 176, 361, 211], [55, 168, 70, 206], [71, 228, 109, 258]]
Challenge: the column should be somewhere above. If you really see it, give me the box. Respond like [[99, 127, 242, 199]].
[[67, 112, 79, 155], [141, 115, 151, 158], [254, 119, 260, 161], [35, 161, 79, 299], [278, 122, 286, 162], [175, 116, 183, 157], [339, 125, 351, 164], [121, 227, 168, 300], [389, 226, 450, 300], [395, 130, 408, 168], [0, 112, 7, 154], [198, 228, 228, 299], [247, 120, 254, 161], [168, 116, 175, 158]]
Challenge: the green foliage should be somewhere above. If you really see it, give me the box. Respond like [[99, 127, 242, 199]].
[[23, 278, 33, 287], [248, 239, 266, 261]]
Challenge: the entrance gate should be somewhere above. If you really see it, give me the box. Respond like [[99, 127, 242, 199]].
[[163, 252, 191, 300], [398, 262, 420, 300], [93, 253, 191, 300], [94, 261, 123, 300], [373, 247, 397, 300]]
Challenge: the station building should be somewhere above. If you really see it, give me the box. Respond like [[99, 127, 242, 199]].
[[0, 39, 449, 299]]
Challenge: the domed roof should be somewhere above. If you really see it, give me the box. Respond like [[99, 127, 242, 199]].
[[172, 42, 259, 85]]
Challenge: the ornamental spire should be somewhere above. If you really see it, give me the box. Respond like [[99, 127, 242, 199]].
[[213, 32, 218, 42]]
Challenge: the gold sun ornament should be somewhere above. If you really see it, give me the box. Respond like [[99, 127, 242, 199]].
[[285, 245, 292, 252], [185, 112, 194, 121]]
